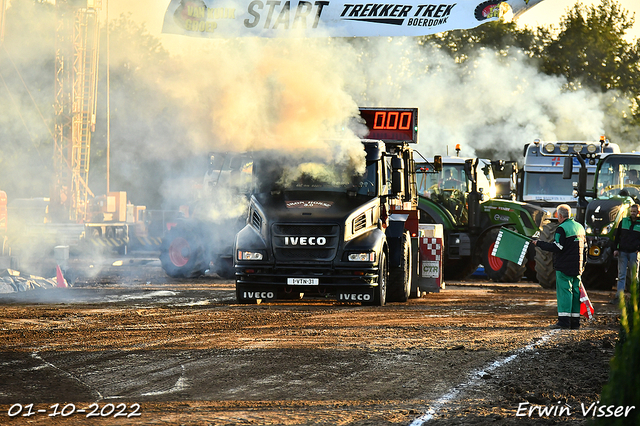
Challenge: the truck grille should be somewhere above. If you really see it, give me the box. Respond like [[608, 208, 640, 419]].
[[272, 223, 340, 262]]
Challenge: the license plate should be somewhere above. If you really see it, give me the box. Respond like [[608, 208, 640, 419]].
[[287, 278, 319, 285]]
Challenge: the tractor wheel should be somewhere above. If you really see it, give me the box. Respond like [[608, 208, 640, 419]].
[[524, 260, 539, 283], [388, 231, 412, 303], [159, 225, 207, 278], [535, 222, 558, 289], [582, 263, 617, 291], [481, 228, 526, 283]]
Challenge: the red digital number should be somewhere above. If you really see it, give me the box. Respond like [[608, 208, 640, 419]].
[[373, 111, 412, 130]]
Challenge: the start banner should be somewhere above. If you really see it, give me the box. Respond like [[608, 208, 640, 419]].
[[162, 0, 545, 38]]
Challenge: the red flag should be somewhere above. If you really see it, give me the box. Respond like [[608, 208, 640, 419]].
[[579, 283, 594, 319], [56, 265, 68, 288]]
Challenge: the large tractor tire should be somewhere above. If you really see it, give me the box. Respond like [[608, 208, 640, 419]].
[[159, 225, 208, 278], [583, 263, 617, 291], [481, 228, 526, 283], [535, 222, 558, 289], [388, 231, 412, 303]]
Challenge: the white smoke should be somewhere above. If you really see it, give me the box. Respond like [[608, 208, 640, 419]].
[[352, 37, 608, 157], [150, 35, 617, 163]]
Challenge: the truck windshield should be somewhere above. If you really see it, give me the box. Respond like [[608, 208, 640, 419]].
[[523, 172, 594, 201], [415, 163, 468, 226], [416, 164, 468, 197], [595, 156, 640, 201], [254, 158, 377, 196]]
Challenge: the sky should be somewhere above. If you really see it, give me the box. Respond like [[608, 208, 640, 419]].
[[516, 0, 640, 41], [103, 0, 640, 54]]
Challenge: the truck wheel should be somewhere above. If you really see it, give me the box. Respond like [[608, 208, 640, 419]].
[[235, 284, 259, 304], [481, 229, 526, 283], [582, 263, 617, 291], [367, 251, 388, 306], [159, 226, 207, 278], [535, 222, 558, 289], [388, 231, 411, 303]]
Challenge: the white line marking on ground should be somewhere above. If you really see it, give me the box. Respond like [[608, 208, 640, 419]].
[[141, 364, 189, 396], [409, 330, 559, 425], [31, 352, 104, 400]]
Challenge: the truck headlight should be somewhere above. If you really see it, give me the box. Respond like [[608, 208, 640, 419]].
[[585, 225, 593, 234], [601, 222, 614, 235], [237, 250, 264, 261], [348, 252, 375, 262]]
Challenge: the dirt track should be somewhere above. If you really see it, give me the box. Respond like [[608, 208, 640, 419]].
[[0, 262, 624, 425]]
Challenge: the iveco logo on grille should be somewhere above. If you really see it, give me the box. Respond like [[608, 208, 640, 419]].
[[284, 236, 327, 246]]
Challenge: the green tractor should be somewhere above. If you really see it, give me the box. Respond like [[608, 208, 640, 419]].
[[565, 152, 640, 290], [415, 155, 548, 282]]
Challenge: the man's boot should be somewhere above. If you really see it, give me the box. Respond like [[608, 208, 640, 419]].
[[570, 317, 580, 330], [548, 316, 571, 329]]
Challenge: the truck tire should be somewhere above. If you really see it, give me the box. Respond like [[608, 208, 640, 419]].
[[388, 231, 411, 303], [366, 251, 388, 306], [535, 222, 558, 289], [582, 263, 617, 291], [159, 226, 207, 278], [481, 228, 526, 283]]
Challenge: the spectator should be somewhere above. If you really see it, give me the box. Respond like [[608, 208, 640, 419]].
[[612, 204, 640, 304]]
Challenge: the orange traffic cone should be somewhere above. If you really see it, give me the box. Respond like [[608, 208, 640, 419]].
[[56, 265, 68, 288]]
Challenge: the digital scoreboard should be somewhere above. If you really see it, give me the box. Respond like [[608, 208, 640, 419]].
[[358, 107, 418, 144]]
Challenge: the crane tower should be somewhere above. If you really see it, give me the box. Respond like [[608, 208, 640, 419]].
[[53, 0, 101, 222]]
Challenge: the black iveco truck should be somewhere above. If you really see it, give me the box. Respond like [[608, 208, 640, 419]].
[[233, 108, 421, 305]]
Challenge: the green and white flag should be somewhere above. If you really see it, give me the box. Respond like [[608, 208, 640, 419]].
[[491, 227, 531, 266]]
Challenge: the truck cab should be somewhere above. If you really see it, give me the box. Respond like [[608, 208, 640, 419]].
[[522, 138, 621, 289], [520, 138, 620, 216], [569, 153, 640, 289], [234, 108, 420, 305]]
